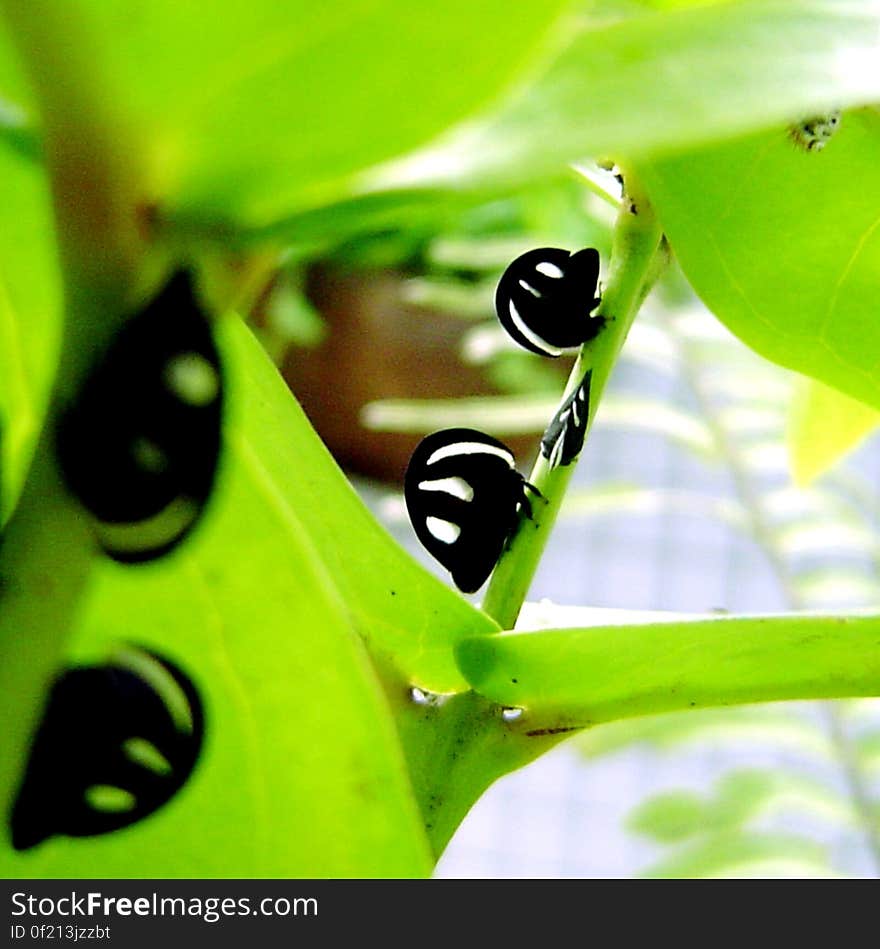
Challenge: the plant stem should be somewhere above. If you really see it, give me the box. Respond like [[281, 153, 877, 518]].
[[458, 612, 880, 723], [0, 0, 158, 393], [481, 172, 663, 630]]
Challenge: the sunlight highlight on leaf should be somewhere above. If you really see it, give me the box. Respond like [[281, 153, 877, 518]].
[[788, 376, 880, 486]]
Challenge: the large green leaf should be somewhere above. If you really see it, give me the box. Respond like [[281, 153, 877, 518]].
[[224, 320, 499, 691], [639, 108, 880, 410], [641, 831, 834, 879], [20, 0, 569, 227], [627, 790, 707, 843], [208, 322, 540, 863], [0, 315, 581, 873], [456, 614, 880, 731], [2, 315, 462, 876], [359, 1, 880, 197], [13, 2, 880, 248]]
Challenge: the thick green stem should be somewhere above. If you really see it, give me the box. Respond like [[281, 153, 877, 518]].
[[481, 174, 663, 629], [392, 690, 567, 858], [0, 1, 153, 385], [457, 612, 880, 728]]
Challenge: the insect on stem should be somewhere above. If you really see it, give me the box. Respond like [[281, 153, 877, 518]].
[[480, 173, 664, 630]]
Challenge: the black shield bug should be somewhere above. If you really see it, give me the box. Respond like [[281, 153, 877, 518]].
[[56, 270, 223, 563], [404, 428, 538, 593], [10, 648, 204, 851], [541, 371, 592, 469], [495, 247, 602, 357]]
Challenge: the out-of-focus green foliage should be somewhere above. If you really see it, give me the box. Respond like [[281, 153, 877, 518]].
[[0, 138, 59, 521], [566, 300, 880, 878]]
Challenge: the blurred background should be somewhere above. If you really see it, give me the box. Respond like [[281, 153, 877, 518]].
[[249, 165, 880, 878]]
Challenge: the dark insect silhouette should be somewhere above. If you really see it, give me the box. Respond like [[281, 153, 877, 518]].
[[57, 270, 223, 562], [495, 247, 602, 357], [405, 428, 537, 593], [541, 371, 592, 468], [10, 648, 204, 851]]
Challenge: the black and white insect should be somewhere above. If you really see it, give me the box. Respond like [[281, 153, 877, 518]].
[[404, 428, 537, 593], [57, 270, 223, 563], [495, 247, 602, 357], [789, 110, 841, 152], [540, 371, 592, 469], [10, 648, 204, 851]]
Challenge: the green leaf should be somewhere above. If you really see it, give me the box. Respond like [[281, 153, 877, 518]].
[[628, 791, 707, 843], [577, 706, 835, 761], [221, 319, 498, 692], [363, 1, 880, 197], [0, 143, 61, 520], [639, 108, 880, 411], [788, 376, 880, 486], [712, 771, 796, 830], [2, 308, 543, 875], [641, 831, 834, 879], [456, 613, 880, 731], [1, 315, 457, 876], [51, 0, 571, 227], [711, 770, 852, 831], [631, 771, 851, 850], [214, 321, 550, 861], [0, 314, 575, 873]]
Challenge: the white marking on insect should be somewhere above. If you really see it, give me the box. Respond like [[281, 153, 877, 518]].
[[418, 476, 474, 502], [518, 279, 541, 297], [164, 352, 219, 406], [508, 300, 564, 357], [571, 400, 580, 426], [535, 261, 564, 279], [425, 516, 461, 544], [426, 442, 515, 468], [95, 496, 199, 555]]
